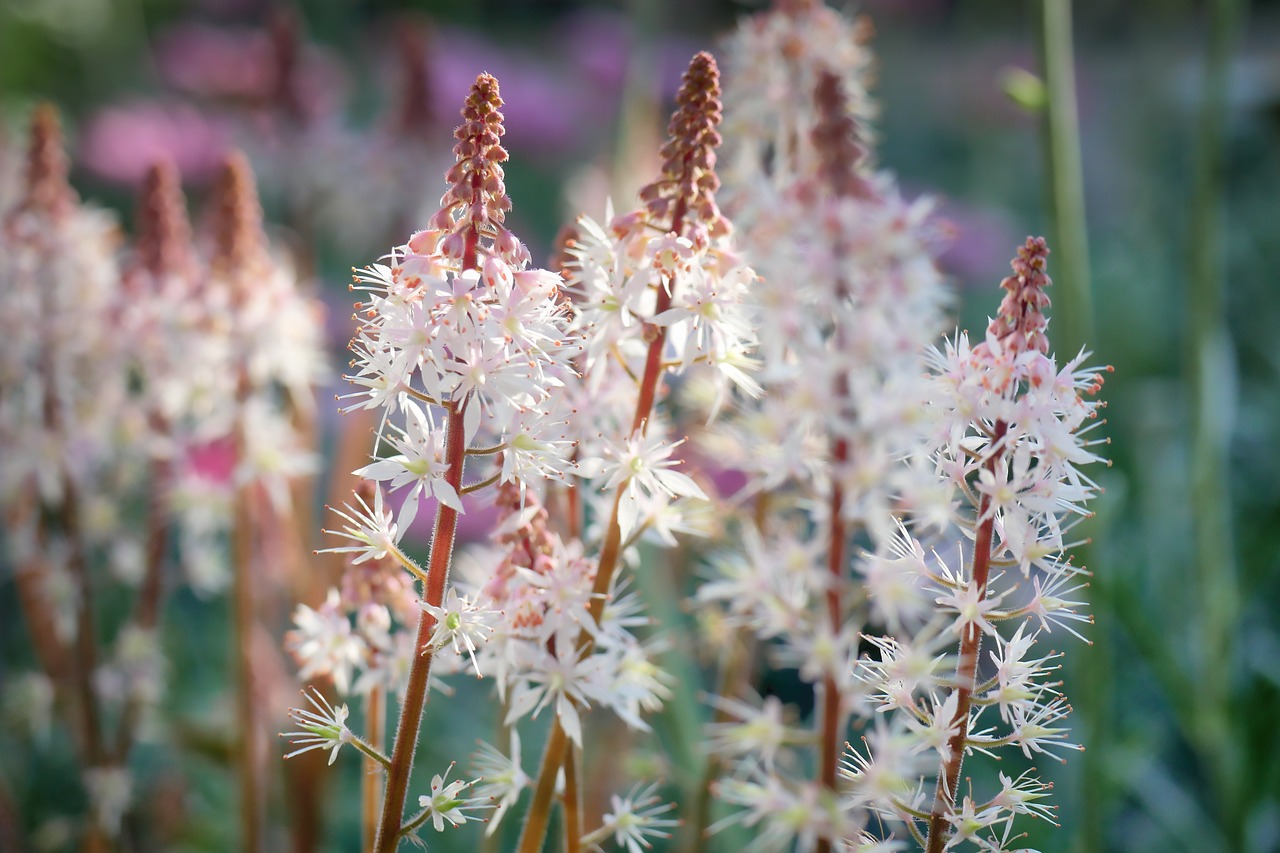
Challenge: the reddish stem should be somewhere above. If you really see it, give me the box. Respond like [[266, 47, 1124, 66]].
[[233, 420, 263, 853], [114, 456, 171, 759], [816, 435, 848, 853], [924, 421, 1007, 853], [517, 187, 692, 853], [371, 402, 468, 853]]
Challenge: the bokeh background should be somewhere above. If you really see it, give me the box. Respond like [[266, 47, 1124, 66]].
[[2, 0, 1278, 851]]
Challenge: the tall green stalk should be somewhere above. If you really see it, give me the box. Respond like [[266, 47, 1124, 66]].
[[1187, 0, 1244, 844], [1036, 6, 1102, 850], [1038, 0, 1093, 355]]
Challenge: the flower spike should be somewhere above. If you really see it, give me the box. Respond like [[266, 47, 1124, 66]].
[[209, 150, 269, 283], [639, 51, 729, 239], [18, 103, 75, 219], [986, 236, 1053, 357], [131, 160, 196, 282]]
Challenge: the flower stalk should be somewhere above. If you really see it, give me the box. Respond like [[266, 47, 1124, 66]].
[[372, 402, 467, 852], [515, 51, 728, 853]]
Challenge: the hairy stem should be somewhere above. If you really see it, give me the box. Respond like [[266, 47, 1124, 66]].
[[371, 403, 467, 853], [924, 422, 1006, 853], [364, 686, 385, 853]]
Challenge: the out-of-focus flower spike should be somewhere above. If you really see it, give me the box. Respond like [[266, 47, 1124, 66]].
[[811, 71, 874, 201], [18, 103, 75, 219], [395, 23, 436, 140], [266, 7, 306, 121], [130, 160, 196, 283], [209, 150, 269, 284]]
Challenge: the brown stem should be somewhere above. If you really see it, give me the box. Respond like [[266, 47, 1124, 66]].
[[58, 476, 106, 775], [363, 686, 385, 853], [816, 437, 848, 853], [563, 743, 582, 853], [519, 722, 570, 853], [924, 422, 1007, 853], [233, 419, 263, 853], [114, 456, 172, 759], [372, 403, 467, 853]]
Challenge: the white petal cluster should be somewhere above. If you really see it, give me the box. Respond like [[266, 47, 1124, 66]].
[[459, 488, 671, 756], [853, 239, 1107, 847], [347, 227, 580, 525], [566, 206, 760, 418]]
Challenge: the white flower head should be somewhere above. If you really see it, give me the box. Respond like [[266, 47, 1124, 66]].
[[415, 763, 492, 833], [282, 687, 353, 766], [422, 587, 499, 677]]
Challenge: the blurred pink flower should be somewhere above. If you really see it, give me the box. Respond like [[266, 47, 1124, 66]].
[[184, 437, 237, 484], [79, 102, 229, 186], [154, 22, 345, 118]]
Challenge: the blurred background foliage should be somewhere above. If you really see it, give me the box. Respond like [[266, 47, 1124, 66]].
[[1, 0, 1279, 851]]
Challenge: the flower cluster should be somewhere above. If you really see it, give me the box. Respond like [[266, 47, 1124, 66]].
[[344, 73, 579, 522], [699, 9, 950, 846], [848, 237, 1108, 850], [1, 105, 326, 845]]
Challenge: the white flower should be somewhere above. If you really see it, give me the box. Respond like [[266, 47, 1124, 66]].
[[414, 763, 492, 832], [356, 400, 461, 529], [285, 589, 366, 694], [704, 692, 806, 768], [470, 734, 531, 835], [84, 766, 132, 836], [422, 587, 498, 676], [319, 486, 401, 565], [282, 688, 353, 766], [504, 636, 610, 747], [583, 781, 679, 853], [600, 430, 707, 541]]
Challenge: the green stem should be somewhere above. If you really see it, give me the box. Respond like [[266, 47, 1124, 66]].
[[1187, 0, 1244, 843], [1038, 0, 1093, 354]]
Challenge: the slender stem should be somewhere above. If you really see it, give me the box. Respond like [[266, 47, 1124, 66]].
[[815, 437, 848, 853], [1187, 0, 1244, 842], [461, 471, 501, 495], [519, 722, 570, 853], [115, 455, 172, 759], [563, 744, 582, 853], [59, 474, 105, 770], [363, 686, 384, 853], [466, 443, 508, 456], [233, 405, 263, 853], [1038, 0, 1093, 354], [371, 402, 468, 853], [924, 423, 1007, 853]]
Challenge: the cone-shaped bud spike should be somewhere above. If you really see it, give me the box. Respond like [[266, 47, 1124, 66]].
[[210, 151, 267, 280], [812, 71, 874, 200], [132, 160, 195, 281], [430, 73, 515, 269], [640, 51, 729, 239], [988, 236, 1053, 356], [18, 103, 75, 219]]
